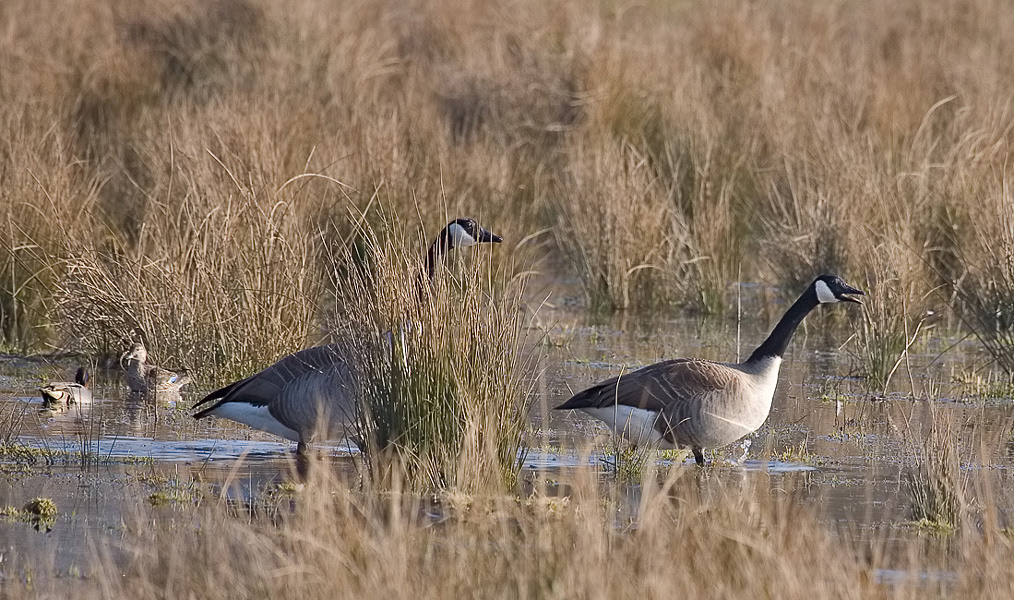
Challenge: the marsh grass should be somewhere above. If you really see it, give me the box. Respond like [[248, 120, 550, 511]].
[[955, 370, 1014, 403], [601, 441, 655, 482], [53, 171, 324, 384], [554, 136, 698, 312], [0, 464, 888, 599], [905, 414, 965, 532], [949, 180, 1014, 376], [4, 0, 1014, 357], [327, 216, 532, 493], [0, 394, 33, 446], [852, 259, 935, 394]]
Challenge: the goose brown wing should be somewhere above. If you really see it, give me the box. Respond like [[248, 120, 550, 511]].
[[556, 359, 738, 412], [192, 344, 352, 416]]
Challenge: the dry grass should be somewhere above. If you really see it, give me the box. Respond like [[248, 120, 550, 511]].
[[325, 214, 533, 493], [852, 246, 936, 393], [948, 178, 1014, 376], [905, 413, 966, 532], [1, 0, 1014, 356], [0, 465, 892, 598], [8, 2, 1014, 594], [53, 166, 325, 382]]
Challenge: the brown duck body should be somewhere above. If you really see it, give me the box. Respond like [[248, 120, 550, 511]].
[[40, 367, 92, 408], [123, 342, 191, 395]]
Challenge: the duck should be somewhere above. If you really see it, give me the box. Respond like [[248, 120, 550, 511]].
[[122, 342, 192, 395], [40, 367, 93, 409], [191, 217, 503, 455], [555, 274, 864, 465]]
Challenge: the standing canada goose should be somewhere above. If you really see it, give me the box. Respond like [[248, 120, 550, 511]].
[[191, 217, 503, 455], [122, 342, 192, 395], [40, 367, 93, 409], [556, 274, 864, 465]]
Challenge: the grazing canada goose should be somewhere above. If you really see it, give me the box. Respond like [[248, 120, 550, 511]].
[[40, 367, 93, 408], [556, 274, 864, 465], [191, 217, 503, 455], [122, 342, 192, 395]]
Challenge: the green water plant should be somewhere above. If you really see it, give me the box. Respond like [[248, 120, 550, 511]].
[[2, 497, 59, 530], [23, 497, 57, 519]]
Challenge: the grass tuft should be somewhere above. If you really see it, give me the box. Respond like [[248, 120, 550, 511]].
[[904, 415, 964, 532], [330, 216, 532, 494]]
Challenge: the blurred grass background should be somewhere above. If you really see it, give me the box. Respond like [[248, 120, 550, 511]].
[[1, 0, 1012, 380]]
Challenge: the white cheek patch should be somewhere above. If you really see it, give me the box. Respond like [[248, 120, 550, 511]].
[[447, 222, 477, 248], [814, 279, 838, 303]]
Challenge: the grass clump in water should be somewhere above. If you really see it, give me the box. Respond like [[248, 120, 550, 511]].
[[2, 497, 59, 530], [904, 416, 964, 534], [331, 215, 532, 494], [851, 262, 933, 394], [23, 497, 58, 520], [948, 181, 1014, 378]]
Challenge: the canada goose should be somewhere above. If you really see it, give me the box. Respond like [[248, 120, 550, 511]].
[[40, 367, 93, 408], [122, 342, 192, 395], [191, 217, 503, 455], [556, 274, 864, 465]]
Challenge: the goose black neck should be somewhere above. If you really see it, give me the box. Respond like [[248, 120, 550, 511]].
[[425, 242, 439, 282], [419, 235, 450, 303], [746, 288, 819, 363], [424, 235, 450, 283]]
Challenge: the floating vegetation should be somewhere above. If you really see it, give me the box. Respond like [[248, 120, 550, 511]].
[[600, 444, 654, 482], [774, 442, 823, 467], [1, 497, 58, 530], [23, 497, 57, 520], [0, 442, 156, 467], [147, 492, 170, 507]]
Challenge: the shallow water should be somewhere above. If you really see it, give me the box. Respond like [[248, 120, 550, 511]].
[[1, 293, 1012, 584]]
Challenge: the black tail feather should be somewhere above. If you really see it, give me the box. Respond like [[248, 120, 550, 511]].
[[191, 380, 243, 417]]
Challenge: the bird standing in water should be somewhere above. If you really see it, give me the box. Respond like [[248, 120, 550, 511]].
[[556, 274, 864, 465]]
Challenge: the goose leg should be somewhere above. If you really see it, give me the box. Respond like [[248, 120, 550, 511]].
[[295, 441, 311, 481], [693, 448, 705, 466]]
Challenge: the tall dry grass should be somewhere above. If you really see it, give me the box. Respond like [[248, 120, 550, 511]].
[[947, 176, 1014, 376], [905, 414, 966, 532], [2, 0, 1014, 364], [325, 214, 532, 493]]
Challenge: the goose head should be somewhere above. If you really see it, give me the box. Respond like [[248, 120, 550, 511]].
[[813, 274, 864, 304], [439, 218, 503, 251], [425, 218, 503, 281]]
